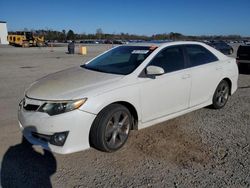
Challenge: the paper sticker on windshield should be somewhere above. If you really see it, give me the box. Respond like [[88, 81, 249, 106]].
[[132, 50, 149, 54]]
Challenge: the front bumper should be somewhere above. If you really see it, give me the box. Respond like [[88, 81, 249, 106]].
[[18, 107, 96, 154]]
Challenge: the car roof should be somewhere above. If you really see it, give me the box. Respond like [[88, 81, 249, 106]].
[[125, 41, 207, 47], [125, 41, 228, 61], [124, 42, 163, 47]]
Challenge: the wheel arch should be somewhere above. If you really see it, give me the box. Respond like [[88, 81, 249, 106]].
[[88, 100, 139, 151], [92, 100, 139, 130], [111, 101, 139, 130]]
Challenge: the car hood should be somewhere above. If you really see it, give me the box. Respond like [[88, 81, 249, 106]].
[[26, 66, 124, 100]]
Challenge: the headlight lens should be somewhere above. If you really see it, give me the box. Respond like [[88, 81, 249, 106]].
[[38, 98, 87, 116]]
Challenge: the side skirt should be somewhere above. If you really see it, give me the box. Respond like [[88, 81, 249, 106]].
[[138, 101, 212, 130]]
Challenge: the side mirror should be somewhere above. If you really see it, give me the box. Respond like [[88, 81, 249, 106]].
[[146, 65, 165, 76]]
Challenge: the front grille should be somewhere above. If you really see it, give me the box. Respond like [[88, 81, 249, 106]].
[[23, 104, 40, 111]]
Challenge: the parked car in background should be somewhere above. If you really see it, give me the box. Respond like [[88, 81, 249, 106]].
[[210, 41, 234, 55], [104, 39, 113, 44], [18, 41, 238, 154], [80, 40, 99, 44], [245, 41, 250, 45], [237, 45, 250, 67], [112, 40, 128, 44]]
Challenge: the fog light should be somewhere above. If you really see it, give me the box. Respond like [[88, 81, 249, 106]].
[[50, 131, 69, 146]]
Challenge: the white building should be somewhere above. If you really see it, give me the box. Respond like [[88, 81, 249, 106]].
[[0, 21, 9, 44]]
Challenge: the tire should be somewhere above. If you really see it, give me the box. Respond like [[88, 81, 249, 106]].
[[212, 80, 230, 109], [22, 42, 29, 48], [89, 104, 132, 152], [37, 42, 44, 47]]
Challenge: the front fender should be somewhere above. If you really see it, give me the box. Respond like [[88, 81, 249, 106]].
[[79, 84, 141, 121]]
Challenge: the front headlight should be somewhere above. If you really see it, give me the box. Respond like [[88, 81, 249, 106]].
[[38, 98, 87, 116]]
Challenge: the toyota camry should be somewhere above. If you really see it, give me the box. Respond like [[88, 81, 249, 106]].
[[18, 41, 238, 154]]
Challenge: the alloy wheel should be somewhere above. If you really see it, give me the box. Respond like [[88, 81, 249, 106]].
[[105, 111, 130, 149], [215, 82, 229, 107]]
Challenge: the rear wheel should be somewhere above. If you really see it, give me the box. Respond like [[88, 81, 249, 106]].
[[212, 80, 230, 109], [37, 42, 44, 47], [89, 104, 132, 152]]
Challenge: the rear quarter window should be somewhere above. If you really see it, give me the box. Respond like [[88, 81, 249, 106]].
[[185, 45, 218, 67]]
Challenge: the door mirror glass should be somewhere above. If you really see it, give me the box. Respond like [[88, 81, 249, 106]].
[[146, 65, 165, 76]]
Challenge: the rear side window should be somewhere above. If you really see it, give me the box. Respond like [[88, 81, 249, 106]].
[[185, 45, 218, 67], [149, 46, 185, 73]]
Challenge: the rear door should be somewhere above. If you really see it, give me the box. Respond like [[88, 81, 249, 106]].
[[184, 45, 222, 107]]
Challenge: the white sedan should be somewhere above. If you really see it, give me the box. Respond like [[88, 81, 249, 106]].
[[18, 41, 238, 154]]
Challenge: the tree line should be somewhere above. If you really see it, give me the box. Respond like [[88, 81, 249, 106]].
[[11, 28, 247, 41]]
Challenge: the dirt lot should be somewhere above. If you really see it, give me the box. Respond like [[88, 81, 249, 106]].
[[0, 44, 249, 188]]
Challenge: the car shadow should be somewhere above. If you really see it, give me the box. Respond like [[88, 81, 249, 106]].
[[1, 129, 57, 188], [238, 64, 250, 75]]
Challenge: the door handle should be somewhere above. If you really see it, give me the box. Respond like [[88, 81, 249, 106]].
[[182, 74, 190, 79]]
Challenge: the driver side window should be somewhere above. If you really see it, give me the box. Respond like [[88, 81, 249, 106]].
[[150, 46, 185, 73]]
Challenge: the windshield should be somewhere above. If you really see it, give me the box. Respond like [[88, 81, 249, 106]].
[[82, 46, 153, 75]]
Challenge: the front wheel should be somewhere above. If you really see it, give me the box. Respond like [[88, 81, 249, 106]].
[[89, 104, 132, 152], [212, 80, 230, 109]]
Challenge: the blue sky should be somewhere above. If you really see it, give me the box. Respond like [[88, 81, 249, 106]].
[[1, 0, 250, 36]]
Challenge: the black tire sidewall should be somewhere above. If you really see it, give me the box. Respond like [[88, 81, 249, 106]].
[[90, 104, 132, 152]]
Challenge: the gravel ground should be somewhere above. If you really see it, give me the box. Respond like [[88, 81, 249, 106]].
[[0, 44, 249, 188]]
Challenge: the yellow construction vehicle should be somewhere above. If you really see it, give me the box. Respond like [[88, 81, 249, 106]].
[[7, 31, 45, 47]]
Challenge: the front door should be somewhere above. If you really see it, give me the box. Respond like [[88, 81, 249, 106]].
[[139, 46, 191, 123]]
